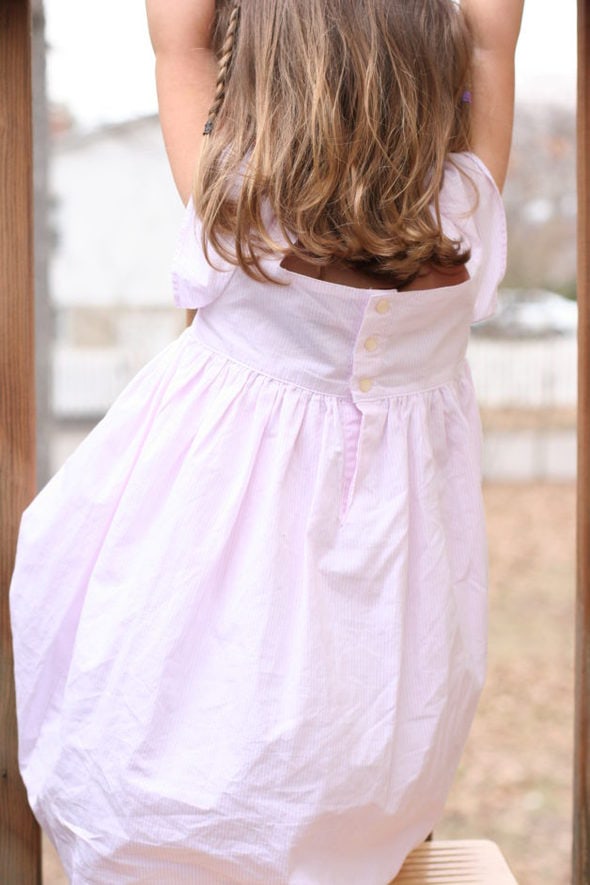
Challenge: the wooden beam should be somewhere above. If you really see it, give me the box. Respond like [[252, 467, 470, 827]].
[[574, 0, 590, 881], [0, 1, 41, 882]]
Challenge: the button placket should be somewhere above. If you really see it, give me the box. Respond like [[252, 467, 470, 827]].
[[353, 297, 391, 397]]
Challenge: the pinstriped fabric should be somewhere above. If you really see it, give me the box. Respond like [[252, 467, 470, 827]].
[[9, 153, 506, 884]]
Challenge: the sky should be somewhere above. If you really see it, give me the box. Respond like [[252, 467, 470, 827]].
[[45, 0, 578, 130]]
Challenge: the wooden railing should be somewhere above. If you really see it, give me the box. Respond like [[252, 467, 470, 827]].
[[0, 1, 41, 882]]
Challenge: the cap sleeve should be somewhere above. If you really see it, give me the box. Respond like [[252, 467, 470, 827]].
[[171, 197, 237, 309], [439, 152, 507, 324]]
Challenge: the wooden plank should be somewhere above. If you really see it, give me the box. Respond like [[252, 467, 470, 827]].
[[0, 1, 41, 882], [392, 840, 518, 884], [574, 0, 590, 882], [31, 0, 53, 490]]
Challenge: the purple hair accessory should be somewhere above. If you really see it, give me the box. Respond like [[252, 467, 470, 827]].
[[461, 90, 472, 104]]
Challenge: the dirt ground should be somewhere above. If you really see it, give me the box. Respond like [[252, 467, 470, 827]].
[[42, 482, 576, 884], [438, 483, 575, 884]]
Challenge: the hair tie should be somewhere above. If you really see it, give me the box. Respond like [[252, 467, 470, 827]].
[[461, 90, 472, 104]]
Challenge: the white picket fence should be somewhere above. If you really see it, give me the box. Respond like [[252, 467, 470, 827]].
[[467, 336, 577, 409]]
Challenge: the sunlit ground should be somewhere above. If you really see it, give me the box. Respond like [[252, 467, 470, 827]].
[[439, 482, 575, 885]]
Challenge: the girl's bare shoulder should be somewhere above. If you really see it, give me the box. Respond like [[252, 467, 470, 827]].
[[280, 257, 469, 293]]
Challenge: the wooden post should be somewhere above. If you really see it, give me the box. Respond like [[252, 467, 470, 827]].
[[574, 0, 590, 881], [0, 1, 41, 883], [32, 0, 53, 490]]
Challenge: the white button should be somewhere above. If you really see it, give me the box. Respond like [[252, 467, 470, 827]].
[[364, 336, 378, 352], [375, 299, 390, 314], [359, 378, 374, 393]]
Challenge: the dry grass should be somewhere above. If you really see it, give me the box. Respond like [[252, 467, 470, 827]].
[[479, 407, 577, 432], [43, 483, 576, 884], [438, 483, 575, 885]]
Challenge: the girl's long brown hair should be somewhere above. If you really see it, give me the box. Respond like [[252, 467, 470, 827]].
[[195, 0, 473, 285]]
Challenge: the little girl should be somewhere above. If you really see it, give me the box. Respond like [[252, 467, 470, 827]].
[[10, 1, 523, 882]]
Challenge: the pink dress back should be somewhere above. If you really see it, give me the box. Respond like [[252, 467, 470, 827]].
[[10, 151, 506, 884]]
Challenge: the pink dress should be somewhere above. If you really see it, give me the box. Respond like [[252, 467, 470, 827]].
[[10, 151, 505, 884]]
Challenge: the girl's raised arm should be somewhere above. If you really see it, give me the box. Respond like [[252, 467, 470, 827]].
[[461, 0, 525, 191], [145, 0, 218, 204]]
